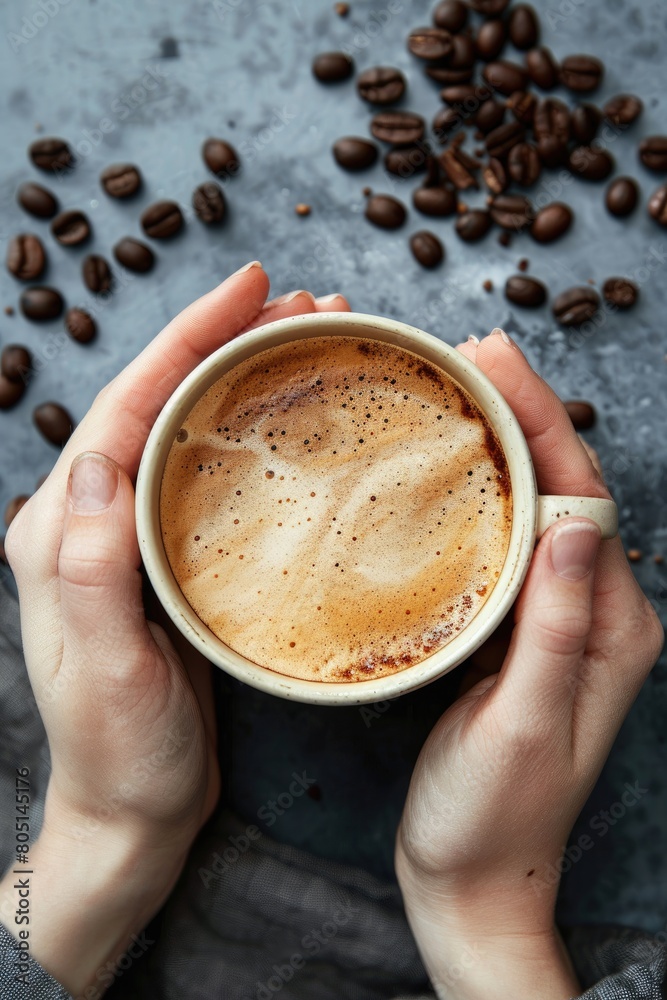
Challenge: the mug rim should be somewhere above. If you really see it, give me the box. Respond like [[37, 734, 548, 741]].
[[135, 312, 537, 704]]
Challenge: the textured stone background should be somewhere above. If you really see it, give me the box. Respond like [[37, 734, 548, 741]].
[[0, 0, 666, 934]]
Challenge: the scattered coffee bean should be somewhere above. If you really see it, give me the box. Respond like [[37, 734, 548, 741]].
[[648, 184, 667, 226], [29, 137, 73, 172], [408, 27, 454, 61], [455, 209, 492, 241], [508, 4, 539, 50], [440, 145, 480, 190], [475, 99, 506, 133], [113, 237, 155, 273], [412, 184, 457, 216], [410, 230, 444, 267], [1, 345, 32, 384], [483, 279, 494, 292], [371, 110, 425, 145], [485, 120, 525, 158], [505, 274, 547, 307], [65, 307, 96, 343], [17, 182, 58, 219], [433, 0, 468, 32], [530, 202, 573, 243], [365, 194, 407, 229], [571, 103, 601, 145], [50, 210, 90, 246], [517, 258, 529, 271], [605, 177, 639, 217], [564, 401, 596, 430], [334, 1, 349, 14], [508, 142, 541, 187], [385, 146, 428, 177], [202, 137, 240, 179], [507, 91, 536, 127], [475, 20, 507, 62], [498, 231, 512, 247], [627, 549, 642, 563], [525, 47, 559, 90], [0, 376, 25, 410], [469, 0, 510, 16], [653, 554, 664, 565], [490, 193, 534, 230], [603, 94, 643, 128], [446, 33, 476, 70], [552, 286, 600, 326], [6, 234, 46, 281], [433, 106, 462, 139], [4, 307, 14, 316], [312, 51, 354, 82], [295, 203, 311, 217], [426, 64, 473, 86], [100, 163, 142, 198], [20, 286, 64, 321], [33, 402, 73, 446], [483, 158, 508, 194], [483, 60, 529, 97], [141, 201, 184, 239], [536, 134, 568, 168], [534, 98, 570, 143], [4, 496, 29, 527], [560, 55, 603, 92], [602, 277, 638, 310], [357, 66, 406, 105], [569, 146, 614, 181], [193, 182, 226, 224], [82, 254, 113, 293], [333, 137, 378, 171], [440, 84, 488, 107], [639, 136, 667, 172], [0, 538, 5, 564]]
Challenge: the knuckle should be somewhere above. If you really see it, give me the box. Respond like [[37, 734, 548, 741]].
[[3, 502, 33, 575], [529, 608, 591, 658]]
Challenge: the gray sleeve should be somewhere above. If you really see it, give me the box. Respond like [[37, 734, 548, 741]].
[[566, 926, 666, 1000], [0, 921, 72, 999]]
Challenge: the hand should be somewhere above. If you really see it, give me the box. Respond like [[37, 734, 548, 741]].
[[395, 330, 663, 1000], [0, 264, 350, 995]]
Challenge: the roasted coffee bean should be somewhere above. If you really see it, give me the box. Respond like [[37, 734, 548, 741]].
[[410, 231, 444, 268], [469, 0, 510, 15], [564, 401, 596, 430], [385, 145, 428, 177], [29, 137, 73, 172], [648, 184, 667, 226], [475, 19, 507, 61], [433, 0, 468, 32], [507, 91, 536, 127], [141, 201, 184, 239], [193, 182, 226, 224], [312, 51, 354, 82], [408, 27, 454, 62], [0, 376, 25, 410], [485, 120, 525, 159], [82, 254, 113, 293], [370, 111, 425, 145], [483, 158, 508, 194], [333, 137, 378, 171], [1, 345, 32, 384], [446, 33, 476, 70], [17, 182, 58, 219], [483, 60, 528, 96], [475, 99, 505, 133], [65, 307, 96, 344], [433, 106, 462, 139], [455, 209, 492, 241], [605, 177, 639, 218], [569, 146, 614, 181], [639, 136, 667, 172], [537, 134, 568, 168], [534, 98, 570, 143], [426, 65, 473, 86], [100, 163, 142, 198], [552, 286, 600, 326], [20, 286, 63, 321], [440, 146, 480, 190], [530, 202, 573, 243], [50, 210, 90, 246], [505, 275, 547, 308], [365, 194, 407, 229], [202, 138, 240, 179], [560, 55, 604, 92], [4, 496, 29, 527], [113, 237, 155, 273], [490, 193, 534, 230], [6, 234, 46, 281], [508, 142, 541, 187], [603, 94, 643, 128], [508, 5, 539, 50], [33, 402, 73, 446], [412, 184, 457, 216], [357, 67, 406, 105], [602, 277, 638, 310], [440, 84, 489, 107], [525, 47, 560, 90], [571, 104, 602, 145]]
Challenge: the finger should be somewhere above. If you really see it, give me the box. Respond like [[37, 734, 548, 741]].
[[579, 436, 603, 476], [455, 335, 479, 364], [239, 290, 317, 334], [314, 293, 351, 312]]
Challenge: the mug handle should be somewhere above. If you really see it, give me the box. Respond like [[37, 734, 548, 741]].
[[537, 495, 618, 540]]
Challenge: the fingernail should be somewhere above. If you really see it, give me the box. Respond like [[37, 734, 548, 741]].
[[272, 290, 316, 306], [551, 521, 601, 581], [490, 327, 515, 347], [316, 293, 343, 304], [467, 334, 480, 345], [231, 260, 262, 277], [69, 453, 119, 514]]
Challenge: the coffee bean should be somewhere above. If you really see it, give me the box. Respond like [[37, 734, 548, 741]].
[[385, 146, 428, 177], [648, 184, 667, 226], [408, 27, 454, 62], [569, 146, 614, 181], [440, 84, 489, 107], [193, 182, 226, 224], [602, 277, 638, 310], [357, 67, 406, 105], [370, 111, 425, 145], [113, 237, 155, 273], [469, 0, 510, 15], [534, 98, 570, 143], [552, 286, 600, 326], [530, 202, 573, 243], [433, 106, 462, 140], [426, 65, 473, 86], [525, 47, 559, 90], [333, 137, 378, 171], [560, 54, 604, 92], [475, 20, 507, 62], [483, 158, 508, 194], [50, 210, 90, 247], [20, 286, 64, 322], [29, 137, 73, 172], [6, 234, 46, 281], [603, 94, 643, 128], [475, 99, 505, 133], [455, 209, 492, 241], [485, 120, 525, 159], [365, 194, 407, 229], [17, 182, 58, 219], [507, 91, 536, 127], [571, 103, 601, 145], [508, 5, 539, 50], [639, 136, 667, 172], [537, 134, 568, 168], [202, 138, 240, 179], [505, 275, 547, 308], [440, 145, 480, 190], [312, 51, 354, 82], [33, 402, 73, 446], [64, 308, 95, 344], [1, 345, 32, 383], [334, 2, 349, 15], [410, 231, 444, 268], [82, 254, 113, 294], [100, 163, 142, 198], [295, 203, 311, 217], [508, 142, 541, 187], [4, 496, 30, 527], [445, 33, 476, 70], [490, 194, 534, 230], [605, 177, 639, 218], [141, 201, 183, 240], [433, 0, 468, 33], [412, 184, 457, 216], [564, 401, 596, 430], [483, 60, 528, 97], [0, 376, 25, 410]]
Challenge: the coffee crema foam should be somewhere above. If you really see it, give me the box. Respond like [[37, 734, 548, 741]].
[[160, 336, 512, 683]]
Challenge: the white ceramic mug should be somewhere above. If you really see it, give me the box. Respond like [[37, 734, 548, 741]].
[[136, 313, 617, 705]]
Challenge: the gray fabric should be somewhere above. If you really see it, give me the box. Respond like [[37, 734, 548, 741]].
[[0, 922, 70, 1000]]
